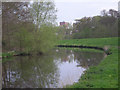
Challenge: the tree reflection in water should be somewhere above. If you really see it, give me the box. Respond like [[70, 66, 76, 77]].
[[2, 49, 105, 88]]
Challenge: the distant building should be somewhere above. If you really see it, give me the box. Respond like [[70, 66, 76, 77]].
[[60, 22, 65, 25], [60, 21, 69, 28]]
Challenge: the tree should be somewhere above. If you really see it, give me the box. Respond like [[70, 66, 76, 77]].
[[109, 9, 118, 18], [2, 1, 58, 54], [72, 9, 118, 39], [30, 0, 57, 31], [101, 9, 108, 16], [2, 2, 32, 52]]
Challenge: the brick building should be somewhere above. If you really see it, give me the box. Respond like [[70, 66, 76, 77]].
[[60, 21, 69, 28]]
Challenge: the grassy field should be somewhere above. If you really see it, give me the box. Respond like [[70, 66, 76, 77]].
[[58, 37, 119, 88], [58, 37, 118, 47]]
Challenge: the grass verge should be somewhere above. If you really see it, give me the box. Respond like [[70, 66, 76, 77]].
[[58, 37, 119, 88]]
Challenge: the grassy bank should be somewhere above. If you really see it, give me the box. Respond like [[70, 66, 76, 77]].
[[58, 37, 119, 88], [58, 37, 118, 47]]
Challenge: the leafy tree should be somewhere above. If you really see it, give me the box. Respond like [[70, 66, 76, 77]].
[[32, 25, 57, 54], [72, 9, 118, 39], [14, 27, 33, 53], [2, 2, 32, 52], [57, 23, 73, 39], [2, 1, 58, 54], [30, 1, 57, 31]]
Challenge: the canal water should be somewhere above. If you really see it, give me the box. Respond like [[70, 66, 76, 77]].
[[2, 49, 105, 88]]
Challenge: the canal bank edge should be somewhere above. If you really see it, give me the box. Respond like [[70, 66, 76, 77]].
[[57, 37, 118, 88]]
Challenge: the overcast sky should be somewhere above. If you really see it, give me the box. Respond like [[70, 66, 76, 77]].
[[55, 0, 119, 24]]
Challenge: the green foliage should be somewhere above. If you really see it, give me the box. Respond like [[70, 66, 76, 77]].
[[72, 9, 118, 39], [30, 1, 57, 28], [3, 24, 58, 55], [2, 1, 58, 54], [13, 25, 57, 54], [32, 25, 57, 53], [57, 23, 73, 40], [14, 27, 33, 53], [2, 52, 14, 57]]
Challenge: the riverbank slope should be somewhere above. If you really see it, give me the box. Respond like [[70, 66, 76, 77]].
[[58, 37, 119, 88]]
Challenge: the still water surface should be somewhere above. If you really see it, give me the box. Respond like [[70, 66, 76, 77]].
[[2, 49, 105, 88]]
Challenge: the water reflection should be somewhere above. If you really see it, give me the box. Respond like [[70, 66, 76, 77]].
[[2, 49, 105, 88]]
